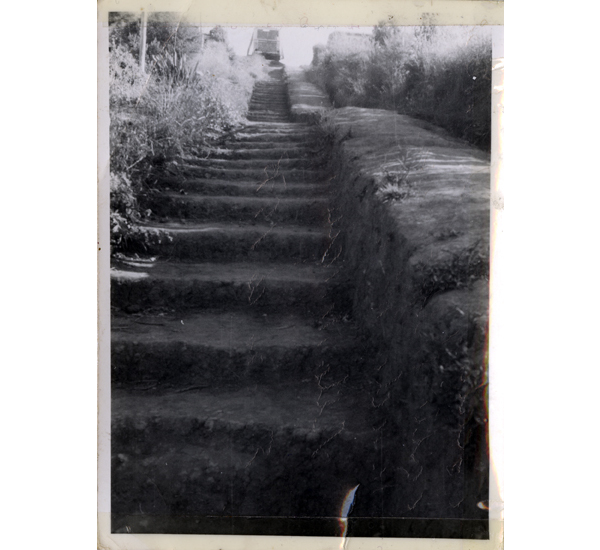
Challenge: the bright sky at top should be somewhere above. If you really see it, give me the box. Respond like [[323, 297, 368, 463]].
[[212, 26, 493, 68], [224, 27, 371, 67]]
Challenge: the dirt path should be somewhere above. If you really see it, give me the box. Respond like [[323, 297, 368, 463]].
[[110, 62, 381, 534]]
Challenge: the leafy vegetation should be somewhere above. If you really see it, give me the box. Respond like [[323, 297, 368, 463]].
[[306, 25, 492, 150], [419, 242, 489, 305], [420, 311, 488, 433], [109, 14, 266, 252]]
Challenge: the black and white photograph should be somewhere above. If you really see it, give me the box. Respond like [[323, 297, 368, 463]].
[[101, 6, 502, 544]]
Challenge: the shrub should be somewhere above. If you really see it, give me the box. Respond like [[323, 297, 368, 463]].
[[108, 17, 267, 252], [307, 25, 493, 150]]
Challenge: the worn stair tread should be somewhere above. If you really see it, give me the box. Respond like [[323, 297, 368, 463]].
[[247, 112, 289, 117], [213, 140, 315, 151], [156, 177, 328, 197], [141, 220, 326, 235], [112, 381, 371, 436], [229, 136, 313, 144], [238, 122, 311, 131], [232, 131, 312, 139], [248, 105, 289, 110], [111, 257, 336, 284], [111, 379, 376, 519], [246, 118, 291, 123], [180, 157, 314, 169], [203, 147, 313, 160], [239, 127, 310, 133], [162, 192, 328, 203], [160, 192, 328, 208], [152, 192, 328, 225], [248, 111, 289, 115], [112, 309, 356, 349], [110, 256, 347, 313], [179, 165, 321, 181], [123, 221, 331, 262]]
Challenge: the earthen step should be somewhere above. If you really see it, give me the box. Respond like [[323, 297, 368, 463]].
[[111, 310, 361, 387], [122, 222, 331, 262], [252, 87, 288, 92], [248, 108, 287, 113], [249, 94, 289, 99], [154, 176, 328, 197], [112, 384, 369, 451], [218, 140, 314, 151], [111, 380, 377, 525], [250, 90, 288, 95], [247, 108, 289, 115], [250, 97, 288, 103], [249, 104, 288, 108], [151, 193, 329, 224], [250, 100, 288, 106], [249, 99, 288, 104], [253, 83, 287, 88], [203, 147, 312, 160], [227, 133, 313, 144], [246, 116, 291, 123], [111, 258, 348, 314], [246, 111, 289, 116], [181, 156, 315, 171], [240, 122, 311, 131], [177, 164, 322, 183]]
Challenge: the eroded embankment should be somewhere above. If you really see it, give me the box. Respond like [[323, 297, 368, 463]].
[[287, 72, 490, 520]]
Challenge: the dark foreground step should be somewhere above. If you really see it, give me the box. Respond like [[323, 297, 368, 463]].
[[112, 309, 362, 387], [122, 222, 331, 262], [111, 380, 380, 524], [151, 193, 329, 224], [113, 381, 370, 448], [154, 176, 328, 198], [111, 257, 349, 313]]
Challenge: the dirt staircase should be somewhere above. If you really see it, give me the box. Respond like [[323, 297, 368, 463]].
[[110, 63, 380, 534]]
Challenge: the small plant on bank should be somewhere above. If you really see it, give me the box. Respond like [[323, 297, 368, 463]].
[[376, 172, 411, 202], [374, 146, 424, 202], [423, 314, 488, 432], [419, 241, 489, 304]]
